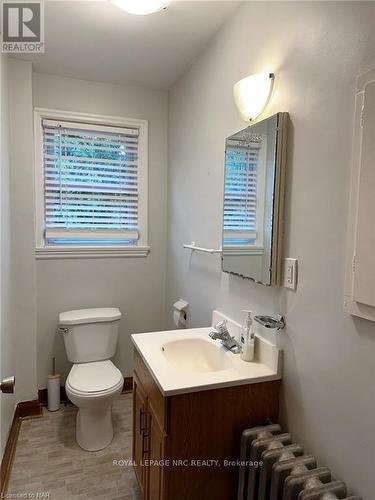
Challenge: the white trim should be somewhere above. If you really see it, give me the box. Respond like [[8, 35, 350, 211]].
[[35, 246, 150, 260], [35, 107, 147, 130], [33, 108, 149, 257]]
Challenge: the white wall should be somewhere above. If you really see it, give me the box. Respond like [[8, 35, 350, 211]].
[[167, 2, 375, 498], [8, 59, 38, 403], [0, 57, 38, 456], [0, 54, 15, 456], [32, 73, 168, 387]]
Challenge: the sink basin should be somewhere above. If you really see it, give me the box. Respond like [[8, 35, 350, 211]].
[[161, 338, 233, 373], [132, 322, 282, 395]]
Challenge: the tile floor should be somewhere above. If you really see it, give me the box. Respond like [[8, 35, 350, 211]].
[[8, 393, 142, 500]]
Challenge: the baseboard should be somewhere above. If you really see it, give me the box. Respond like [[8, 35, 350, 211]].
[[17, 400, 44, 419], [38, 376, 133, 405], [38, 386, 67, 406], [0, 400, 42, 496]]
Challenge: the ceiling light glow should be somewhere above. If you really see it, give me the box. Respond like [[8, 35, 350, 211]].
[[110, 0, 170, 15]]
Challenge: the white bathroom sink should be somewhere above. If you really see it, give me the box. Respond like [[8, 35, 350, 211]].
[[161, 338, 233, 372], [131, 310, 282, 396]]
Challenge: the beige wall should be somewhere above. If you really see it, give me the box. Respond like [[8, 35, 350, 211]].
[[166, 2, 375, 498], [0, 54, 15, 456], [1, 57, 38, 455], [8, 59, 38, 403]]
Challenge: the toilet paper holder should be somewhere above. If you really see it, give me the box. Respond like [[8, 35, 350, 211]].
[[173, 299, 189, 328]]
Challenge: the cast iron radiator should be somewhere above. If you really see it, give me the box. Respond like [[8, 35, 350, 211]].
[[237, 424, 362, 500]]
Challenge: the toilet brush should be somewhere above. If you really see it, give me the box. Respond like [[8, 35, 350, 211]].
[[47, 357, 61, 412]]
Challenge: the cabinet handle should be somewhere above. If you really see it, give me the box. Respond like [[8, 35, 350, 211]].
[[140, 409, 146, 433], [142, 432, 149, 456]]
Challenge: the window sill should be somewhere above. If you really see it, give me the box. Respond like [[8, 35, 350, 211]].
[[35, 245, 150, 260]]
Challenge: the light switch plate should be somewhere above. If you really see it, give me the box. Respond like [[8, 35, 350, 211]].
[[283, 258, 298, 290]]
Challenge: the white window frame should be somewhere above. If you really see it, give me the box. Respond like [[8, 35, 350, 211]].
[[34, 108, 149, 259]]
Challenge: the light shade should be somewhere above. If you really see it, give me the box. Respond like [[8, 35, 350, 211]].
[[110, 0, 170, 15], [233, 73, 274, 121]]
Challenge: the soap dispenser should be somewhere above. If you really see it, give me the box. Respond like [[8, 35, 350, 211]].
[[240, 310, 255, 362]]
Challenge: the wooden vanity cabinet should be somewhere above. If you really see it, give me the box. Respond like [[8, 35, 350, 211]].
[[147, 404, 165, 499], [132, 349, 280, 500], [133, 375, 148, 494]]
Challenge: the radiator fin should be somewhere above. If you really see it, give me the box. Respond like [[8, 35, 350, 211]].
[[237, 424, 282, 500], [237, 424, 362, 500]]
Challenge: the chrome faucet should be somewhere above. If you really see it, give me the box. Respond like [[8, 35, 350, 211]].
[[209, 320, 241, 354]]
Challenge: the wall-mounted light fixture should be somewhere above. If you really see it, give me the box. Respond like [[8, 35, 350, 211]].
[[110, 0, 170, 15], [233, 73, 274, 122]]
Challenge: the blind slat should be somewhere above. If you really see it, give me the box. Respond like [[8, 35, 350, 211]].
[[45, 167, 138, 179], [46, 204, 138, 213], [45, 228, 139, 241], [44, 141, 137, 154], [44, 153, 138, 167], [44, 132, 138, 143], [45, 183, 138, 194], [45, 192, 138, 202]]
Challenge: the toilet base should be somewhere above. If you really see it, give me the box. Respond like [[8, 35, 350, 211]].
[[76, 406, 113, 452], [65, 361, 123, 452]]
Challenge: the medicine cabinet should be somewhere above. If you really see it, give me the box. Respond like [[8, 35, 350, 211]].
[[221, 113, 288, 286]]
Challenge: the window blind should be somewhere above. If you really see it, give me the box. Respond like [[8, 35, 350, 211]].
[[223, 140, 261, 244], [42, 119, 140, 245]]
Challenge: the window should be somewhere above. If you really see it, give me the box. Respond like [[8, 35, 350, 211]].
[[223, 135, 266, 249], [34, 109, 149, 258]]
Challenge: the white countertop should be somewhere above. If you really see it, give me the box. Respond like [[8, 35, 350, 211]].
[[131, 312, 282, 396]]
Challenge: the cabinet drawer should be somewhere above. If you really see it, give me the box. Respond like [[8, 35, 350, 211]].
[[134, 349, 166, 430]]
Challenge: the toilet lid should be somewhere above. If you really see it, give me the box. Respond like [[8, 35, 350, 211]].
[[68, 360, 123, 393]]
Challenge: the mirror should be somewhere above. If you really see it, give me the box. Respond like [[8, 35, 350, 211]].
[[221, 113, 288, 285]]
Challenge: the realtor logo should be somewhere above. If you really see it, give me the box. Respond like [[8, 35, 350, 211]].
[[1, 1, 44, 53]]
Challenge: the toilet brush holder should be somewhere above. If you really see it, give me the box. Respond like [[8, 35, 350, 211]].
[[47, 373, 61, 412]]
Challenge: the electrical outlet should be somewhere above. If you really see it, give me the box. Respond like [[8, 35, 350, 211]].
[[284, 258, 298, 290]]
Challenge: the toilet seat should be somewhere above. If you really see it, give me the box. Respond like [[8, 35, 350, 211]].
[[66, 360, 123, 396]]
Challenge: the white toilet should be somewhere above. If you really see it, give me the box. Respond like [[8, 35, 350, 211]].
[[59, 307, 123, 452]]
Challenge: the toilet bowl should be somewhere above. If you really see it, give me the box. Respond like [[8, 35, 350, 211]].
[[59, 307, 123, 452], [66, 360, 123, 451]]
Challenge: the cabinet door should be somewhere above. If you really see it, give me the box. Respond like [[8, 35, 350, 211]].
[[133, 375, 147, 492], [147, 402, 165, 500], [353, 80, 375, 306]]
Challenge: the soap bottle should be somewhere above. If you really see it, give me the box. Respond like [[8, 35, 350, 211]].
[[240, 310, 255, 362]]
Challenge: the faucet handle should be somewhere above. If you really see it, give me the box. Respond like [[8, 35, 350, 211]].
[[214, 320, 228, 334]]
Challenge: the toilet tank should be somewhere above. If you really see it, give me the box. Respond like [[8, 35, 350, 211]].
[[59, 308, 122, 363]]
